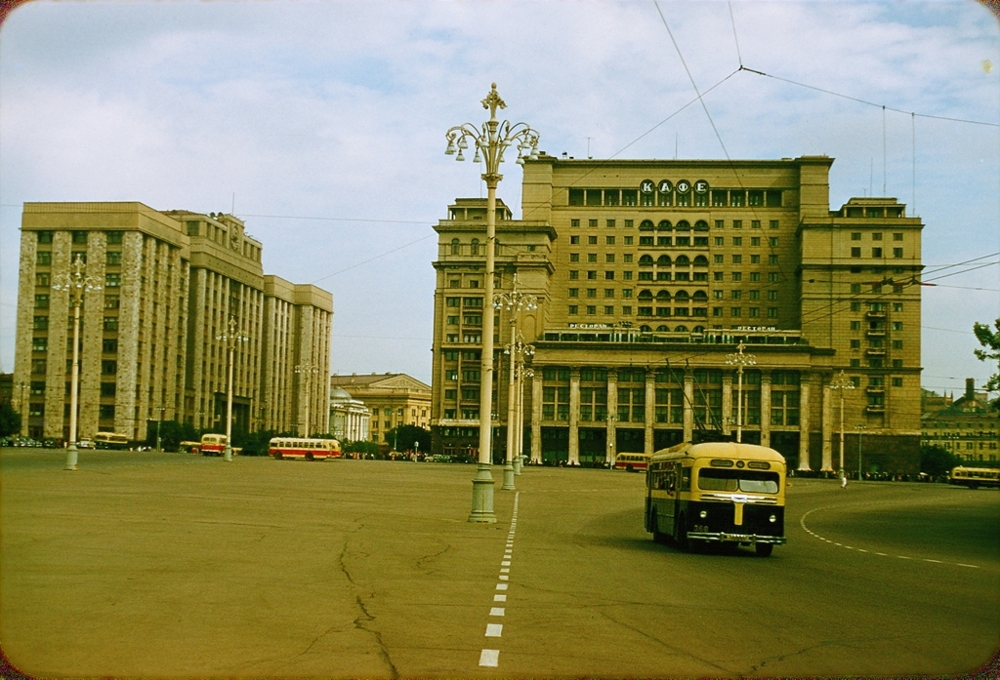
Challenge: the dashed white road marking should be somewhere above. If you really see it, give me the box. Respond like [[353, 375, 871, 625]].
[[800, 506, 981, 569], [480, 491, 520, 668]]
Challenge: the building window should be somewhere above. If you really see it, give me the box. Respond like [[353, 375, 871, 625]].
[[570, 253, 580, 262], [34, 294, 49, 309], [872, 248, 882, 258], [893, 248, 903, 258], [72, 231, 88, 244], [851, 247, 861, 258], [106, 273, 122, 288], [102, 360, 117, 375], [570, 236, 580, 244], [106, 251, 122, 266], [569, 305, 578, 315], [767, 307, 778, 318], [37, 251, 52, 266]]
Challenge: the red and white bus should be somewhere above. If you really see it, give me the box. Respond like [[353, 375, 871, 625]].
[[200, 433, 228, 456], [615, 452, 651, 472], [269, 437, 342, 461]]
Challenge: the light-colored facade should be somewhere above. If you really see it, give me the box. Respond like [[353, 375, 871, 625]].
[[329, 387, 371, 442], [922, 379, 999, 463], [13, 202, 331, 442], [431, 155, 924, 473], [328, 373, 431, 444]]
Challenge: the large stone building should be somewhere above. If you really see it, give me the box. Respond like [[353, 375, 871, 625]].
[[13, 202, 332, 442], [430, 155, 924, 473], [328, 373, 431, 444], [922, 379, 999, 464]]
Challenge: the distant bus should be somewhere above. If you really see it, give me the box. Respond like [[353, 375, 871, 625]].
[[179, 441, 202, 454], [615, 453, 650, 473], [269, 437, 341, 461], [949, 466, 1000, 489], [645, 441, 787, 557], [93, 432, 129, 450], [200, 433, 228, 456]]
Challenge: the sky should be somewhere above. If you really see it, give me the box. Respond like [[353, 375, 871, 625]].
[[0, 0, 997, 396]]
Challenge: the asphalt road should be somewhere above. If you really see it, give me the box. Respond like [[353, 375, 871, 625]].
[[1, 448, 997, 678]]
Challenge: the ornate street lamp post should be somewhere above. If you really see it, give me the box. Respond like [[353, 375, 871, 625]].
[[496, 275, 537, 490], [830, 370, 855, 479], [515, 366, 533, 474], [725, 342, 756, 443], [294, 362, 320, 438], [217, 316, 248, 462], [52, 256, 101, 471], [445, 83, 540, 523]]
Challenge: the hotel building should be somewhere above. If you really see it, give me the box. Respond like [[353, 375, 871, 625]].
[[430, 155, 924, 473], [13, 202, 332, 442]]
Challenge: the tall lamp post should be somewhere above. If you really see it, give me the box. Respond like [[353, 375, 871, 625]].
[[830, 370, 855, 479], [217, 316, 248, 462], [496, 274, 537, 490], [445, 82, 540, 523], [725, 342, 756, 443], [52, 255, 102, 471], [294, 362, 320, 438]]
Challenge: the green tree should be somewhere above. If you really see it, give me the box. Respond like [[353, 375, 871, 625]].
[[920, 444, 960, 477], [157, 421, 186, 451], [0, 402, 22, 438], [973, 318, 1000, 409], [343, 439, 379, 456], [385, 424, 431, 453]]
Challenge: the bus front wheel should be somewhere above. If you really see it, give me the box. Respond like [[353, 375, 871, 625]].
[[755, 542, 774, 557]]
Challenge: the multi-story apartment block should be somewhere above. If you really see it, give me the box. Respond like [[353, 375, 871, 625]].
[[922, 379, 999, 464], [328, 373, 431, 444], [431, 155, 924, 473], [13, 202, 331, 442]]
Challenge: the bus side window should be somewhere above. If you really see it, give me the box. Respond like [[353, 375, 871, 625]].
[[679, 469, 691, 492]]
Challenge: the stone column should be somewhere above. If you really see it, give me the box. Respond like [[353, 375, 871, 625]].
[[798, 376, 812, 471], [722, 373, 733, 437], [606, 369, 618, 465], [531, 370, 543, 464], [644, 371, 655, 454], [568, 368, 580, 466], [821, 377, 834, 472], [760, 372, 772, 448], [683, 370, 694, 442]]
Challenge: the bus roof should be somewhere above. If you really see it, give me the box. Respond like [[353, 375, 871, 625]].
[[651, 441, 786, 464]]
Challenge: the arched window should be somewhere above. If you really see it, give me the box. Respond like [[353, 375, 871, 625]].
[[656, 255, 671, 267], [676, 220, 691, 231], [693, 290, 709, 301], [639, 255, 655, 266], [657, 220, 672, 231], [674, 325, 688, 333], [693, 255, 709, 266], [639, 325, 652, 333], [675, 255, 690, 267], [470, 238, 480, 256], [692, 325, 705, 333], [674, 290, 690, 302], [694, 220, 710, 231], [638, 289, 654, 301], [639, 220, 655, 231], [451, 239, 461, 255], [656, 290, 671, 301], [656, 325, 670, 332]]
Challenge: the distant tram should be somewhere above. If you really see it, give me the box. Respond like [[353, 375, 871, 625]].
[[269, 437, 342, 461], [645, 441, 787, 556], [949, 466, 1000, 489]]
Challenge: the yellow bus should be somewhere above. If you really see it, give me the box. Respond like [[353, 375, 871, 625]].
[[949, 466, 1000, 489], [93, 432, 129, 450], [645, 441, 787, 557]]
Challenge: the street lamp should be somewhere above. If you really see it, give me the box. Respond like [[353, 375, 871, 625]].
[[830, 370, 855, 479], [496, 274, 537, 491], [519, 367, 534, 469], [155, 406, 166, 451], [294, 362, 321, 438], [217, 316, 249, 462], [445, 82, 540, 523], [51, 255, 101, 471], [725, 342, 756, 443]]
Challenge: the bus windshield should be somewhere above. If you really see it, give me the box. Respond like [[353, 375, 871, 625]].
[[698, 468, 780, 494]]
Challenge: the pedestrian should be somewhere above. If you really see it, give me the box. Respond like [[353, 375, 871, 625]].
[[840, 473, 848, 489]]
